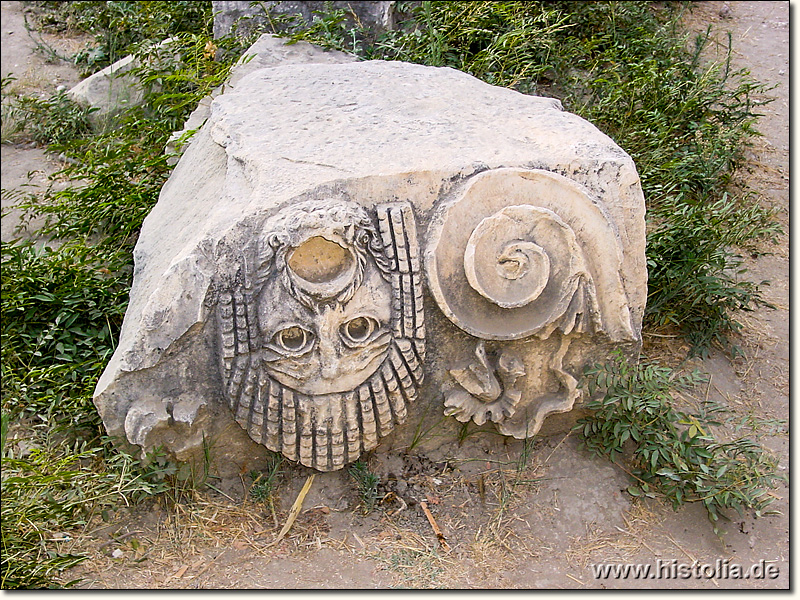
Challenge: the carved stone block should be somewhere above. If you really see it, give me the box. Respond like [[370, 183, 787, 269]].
[[94, 36, 645, 474]]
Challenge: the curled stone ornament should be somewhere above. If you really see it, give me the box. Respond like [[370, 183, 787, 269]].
[[464, 205, 579, 312], [426, 168, 636, 342], [427, 167, 639, 437]]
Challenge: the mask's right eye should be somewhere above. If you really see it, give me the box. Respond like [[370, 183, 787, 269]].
[[270, 325, 313, 354]]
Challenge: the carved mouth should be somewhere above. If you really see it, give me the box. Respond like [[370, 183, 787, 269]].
[[229, 341, 422, 471]]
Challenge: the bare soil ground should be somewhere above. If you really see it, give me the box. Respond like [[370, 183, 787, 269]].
[[0, 1, 789, 589]]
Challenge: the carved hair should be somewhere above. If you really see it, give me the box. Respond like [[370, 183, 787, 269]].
[[250, 199, 391, 311]]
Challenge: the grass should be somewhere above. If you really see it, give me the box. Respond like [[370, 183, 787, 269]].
[[0, 427, 171, 589], [0, 0, 785, 588], [348, 461, 382, 514], [249, 452, 285, 527]]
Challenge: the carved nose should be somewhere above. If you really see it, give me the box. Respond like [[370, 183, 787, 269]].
[[318, 335, 341, 380], [321, 359, 339, 380]]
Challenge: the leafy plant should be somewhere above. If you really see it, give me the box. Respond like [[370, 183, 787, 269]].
[[348, 461, 381, 513], [1, 85, 96, 146], [25, 1, 214, 76], [0, 240, 132, 441], [645, 193, 778, 355], [576, 354, 785, 533]]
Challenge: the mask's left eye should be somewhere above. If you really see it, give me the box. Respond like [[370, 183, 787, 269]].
[[271, 325, 313, 354], [340, 316, 379, 346]]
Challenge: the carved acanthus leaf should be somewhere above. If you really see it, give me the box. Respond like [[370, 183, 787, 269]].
[[444, 341, 525, 426]]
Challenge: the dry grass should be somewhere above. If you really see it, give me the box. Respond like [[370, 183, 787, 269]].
[[366, 520, 466, 588], [565, 501, 663, 569], [63, 485, 354, 588]]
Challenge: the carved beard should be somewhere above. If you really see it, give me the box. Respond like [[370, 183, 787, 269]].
[[226, 338, 423, 471]]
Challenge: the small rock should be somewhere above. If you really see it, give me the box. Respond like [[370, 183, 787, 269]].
[[395, 480, 408, 494], [718, 3, 732, 19], [111, 548, 125, 559]]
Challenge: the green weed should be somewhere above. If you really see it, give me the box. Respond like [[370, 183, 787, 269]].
[[576, 354, 785, 534], [348, 461, 381, 514], [25, 1, 214, 76], [249, 452, 285, 526], [645, 193, 778, 355], [0, 433, 169, 589], [1, 83, 95, 146]]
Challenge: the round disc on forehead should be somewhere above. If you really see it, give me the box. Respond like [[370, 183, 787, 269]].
[[288, 236, 354, 283], [287, 235, 358, 298]]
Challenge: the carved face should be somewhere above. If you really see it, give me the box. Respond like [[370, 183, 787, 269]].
[[257, 235, 393, 394], [214, 199, 424, 471]]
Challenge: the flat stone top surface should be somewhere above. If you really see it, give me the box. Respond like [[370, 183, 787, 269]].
[[210, 60, 632, 211]]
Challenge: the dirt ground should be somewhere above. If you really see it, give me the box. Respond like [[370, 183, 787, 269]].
[[0, 1, 789, 589]]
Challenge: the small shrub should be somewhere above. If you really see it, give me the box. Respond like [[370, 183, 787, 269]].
[[645, 193, 778, 355], [576, 354, 785, 533], [1, 85, 95, 146], [25, 1, 214, 76], [1, 4, 244, 588]]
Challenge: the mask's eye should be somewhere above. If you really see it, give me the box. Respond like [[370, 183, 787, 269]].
[[271, 325, 313, 354], [340, 316, 378, 345]]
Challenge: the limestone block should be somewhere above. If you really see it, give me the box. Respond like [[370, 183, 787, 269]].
[[165, 35, 355, 161], [94, 54, 646, 475], [67, 54, 142, 129]]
